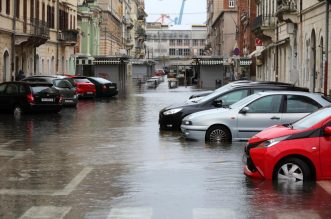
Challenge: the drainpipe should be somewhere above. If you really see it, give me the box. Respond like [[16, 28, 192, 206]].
[[11, 0, 17, 81], [325, 0, 329, 96], [56, 0, 59, 74]]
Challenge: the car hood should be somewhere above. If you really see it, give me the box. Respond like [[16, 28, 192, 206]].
[[162, 101, 199, 111], [183, 107, 230, 121], [249, 124, 305, 143]]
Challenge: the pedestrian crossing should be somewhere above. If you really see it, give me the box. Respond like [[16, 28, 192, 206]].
[[19, 206, 324, 219]]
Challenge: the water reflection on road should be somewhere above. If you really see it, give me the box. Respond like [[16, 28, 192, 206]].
[[0, 80, 330, 218]]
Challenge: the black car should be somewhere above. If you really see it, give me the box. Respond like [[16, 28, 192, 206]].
[[159, 81, 309, 131], [87, 77, 118, 97], [0, 81, 63, 115], [22, 76, 78, 106]]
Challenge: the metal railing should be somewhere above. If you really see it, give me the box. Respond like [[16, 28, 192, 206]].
[[252, 15, 276, 31], [29, 18, 50, 38]]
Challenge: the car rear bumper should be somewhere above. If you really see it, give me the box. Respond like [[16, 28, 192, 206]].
[[29, 104, 62, 112]]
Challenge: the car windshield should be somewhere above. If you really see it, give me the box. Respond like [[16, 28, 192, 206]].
[[74, 78, 90, 83], [196, 84, 232, 103], [89, 77, 111, 83], [229, 93, 263, 109], [292, 107, 331, 130], [31, 86, 53, 94]]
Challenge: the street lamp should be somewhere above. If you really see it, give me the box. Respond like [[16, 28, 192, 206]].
[[176, 49, 179, 76]]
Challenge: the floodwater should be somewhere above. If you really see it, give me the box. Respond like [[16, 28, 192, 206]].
[[0, 79, 330, 219]]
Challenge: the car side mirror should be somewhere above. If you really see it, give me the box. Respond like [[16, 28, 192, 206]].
[[240, 107, 249, 114], [213, 99, 223, 107], [324, 126, 331, 136]]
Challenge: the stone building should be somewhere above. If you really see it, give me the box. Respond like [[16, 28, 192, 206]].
[[252, 0, 330, 94], [0, 0, 79, 81]]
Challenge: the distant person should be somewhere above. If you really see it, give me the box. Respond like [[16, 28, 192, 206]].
[[16, 70, 25, 81]]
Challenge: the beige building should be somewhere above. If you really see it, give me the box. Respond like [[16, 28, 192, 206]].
[[0, 0, 78, 82], [206, 0, 238, 57], [253, 0, 330, 93]]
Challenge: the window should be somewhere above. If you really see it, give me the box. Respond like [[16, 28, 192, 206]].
[[30, 0, 34, 19], [285, 95, 320, 113], [193, 40, 198, 46], [184, 39, 190, 46], [246, 95, 282, 113], [178, 49, 183, 56], [6, 0, 10, 15], [36, 0, 39, 20], [0, 0, 2, 12], [169, 48, 176, 56], [169, 40, 175, 46], [16, 0, 19, 18], [199, 49, 204, 56], [183, 49, 190, 56], [177, 39, 182, 46], [200, 39, 205, 46], [0, 84, 6, 93], [42, 2, 45, 21], [216, 90, 249, 106], [229, 0, 235, 8], [5, 84, 18, 95]]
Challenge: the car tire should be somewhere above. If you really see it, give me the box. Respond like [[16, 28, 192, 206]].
[[274, 158, 312, 183], [13, 105, 23, 117], [205, 125, 231, 143]]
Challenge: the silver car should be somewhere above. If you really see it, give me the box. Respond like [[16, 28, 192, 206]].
[[181, 91, 331, 142]]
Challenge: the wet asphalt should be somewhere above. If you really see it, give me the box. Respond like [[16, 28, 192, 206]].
[[0, 79, 331, 219]]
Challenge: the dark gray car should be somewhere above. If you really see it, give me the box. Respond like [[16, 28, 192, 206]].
[[22, 76, 78, 107]]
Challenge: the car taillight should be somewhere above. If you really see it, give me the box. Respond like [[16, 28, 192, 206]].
[[27, 93, 34, 103]]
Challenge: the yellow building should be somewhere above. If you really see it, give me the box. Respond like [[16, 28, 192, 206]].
[[0, 0, 78, 82]]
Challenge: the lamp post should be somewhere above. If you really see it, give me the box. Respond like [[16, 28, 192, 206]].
[[176, 49, 179, 76]]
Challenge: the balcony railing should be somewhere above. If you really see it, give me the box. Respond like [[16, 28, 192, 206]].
[[276, 0, 297, 14], [30, 18, 50, 38], [251, 15, 276, 32], [58, 29, 78, 45]]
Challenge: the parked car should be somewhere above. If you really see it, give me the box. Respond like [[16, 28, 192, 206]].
[[188, 80, 253, 100], [22, 76, 78, 107], [181, 91, 331, 142], [65, 76, 96, 98], [86, 77, 118, 97], [159, 81, 309, 131], [0, 81, 63, 115], [244, 106, 331, 183]]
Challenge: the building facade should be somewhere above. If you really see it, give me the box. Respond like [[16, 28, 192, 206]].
[[252, 0, 330, 94], [145, 22, 207, 68], [0, 0, 79, 82]]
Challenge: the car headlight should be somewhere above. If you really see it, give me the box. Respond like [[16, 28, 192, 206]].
[[257, 135, 289, 148], [182, 120, 192, 125], [163, 108, 182, 115]]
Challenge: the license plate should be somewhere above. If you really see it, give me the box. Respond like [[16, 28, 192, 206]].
[[65, 100, 74, 103], [109, 86, 115, 89], [41, 98, 54, 102], [87, 92, 93, 94]]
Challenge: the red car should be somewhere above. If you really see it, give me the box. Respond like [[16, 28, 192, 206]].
[[66, 76, 96, 98], [244, 106, 331, 183]]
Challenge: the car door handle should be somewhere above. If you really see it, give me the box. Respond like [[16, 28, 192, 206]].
[[270, 116, 280, 120]]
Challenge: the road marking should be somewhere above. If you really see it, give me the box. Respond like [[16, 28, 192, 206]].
[[317, 181, 331, 195], [193, 208, 236, 219], [276, 209, 321, 219], [0, 167, 92, 196], [19, 206, 71, 219], [53, 167, 93, 196], [107, 207, 153, 219]]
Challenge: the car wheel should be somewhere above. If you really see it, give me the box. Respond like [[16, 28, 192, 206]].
[[13, 105, 23, 117], [206, 125, 231, 142], [274, 158, 312, 184]]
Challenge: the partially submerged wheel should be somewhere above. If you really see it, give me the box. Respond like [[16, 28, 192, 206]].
[[205, 125, 231, 143], [275, 158, 312, 184]]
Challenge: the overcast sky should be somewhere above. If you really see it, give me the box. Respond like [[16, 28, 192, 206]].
[[144, 0, 207, 25]]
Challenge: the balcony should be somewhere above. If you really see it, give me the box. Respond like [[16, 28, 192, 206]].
[[251, 15, 276, 40], [137, 8, 146, 20], [15, 18, 50, 47], [276, 0, 299, 23], [135, 27, 146, 41], [58, 29, 78, 46], [123, 16, 134, 29]]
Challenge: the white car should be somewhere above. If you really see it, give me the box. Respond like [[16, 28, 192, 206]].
[[181, 91, 331, 142]]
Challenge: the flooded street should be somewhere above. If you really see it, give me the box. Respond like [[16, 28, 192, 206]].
[[0, 80, 331, 219]]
